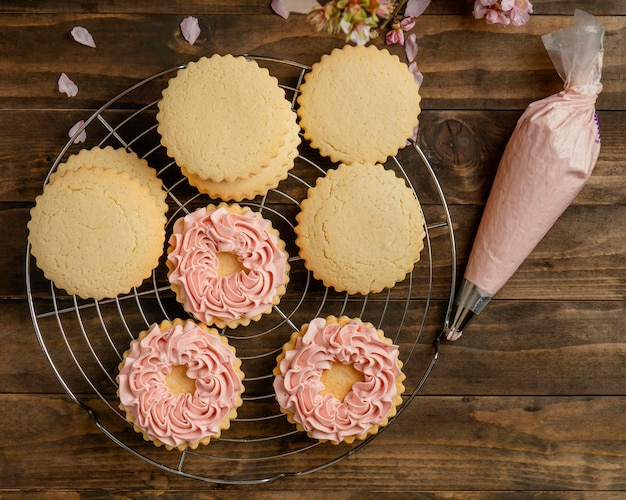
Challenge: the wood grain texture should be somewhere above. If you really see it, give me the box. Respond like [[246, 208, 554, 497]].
[[0, 14, 623, 110], [3, 298, 624, 397], [1, 109, 624, 205], [11, 203, 626, 301], [1, 1, 624, 495], [1, 394, 625, 492], [0, 0, 623, 15]]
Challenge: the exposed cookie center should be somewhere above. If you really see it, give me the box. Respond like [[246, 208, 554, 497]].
[[319, 361, 365, 402], [165, 365, 196, 395], [217, 252, 249, 277]]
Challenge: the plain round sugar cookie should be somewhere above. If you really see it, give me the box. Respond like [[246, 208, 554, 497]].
[[50, 146, 168, 214], [273, 315, 406, 444], [117, 318, 245, 451], [183, 111, 301, 201], [28, 167, 166, 300], [157, 55, 295, 183], [295, 162, 425, 294], [297, 44, 421, 165]]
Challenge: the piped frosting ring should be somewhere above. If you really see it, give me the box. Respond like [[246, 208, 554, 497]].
[[273, 316, 405, 444], [117, 319, 244, 450], [167, 203, 289, 329]]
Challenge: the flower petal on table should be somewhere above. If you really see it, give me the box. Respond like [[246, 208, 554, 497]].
[[405, 33, 418, 62], [408, 61, 423, 86], [404, 0, 431, 18], [70, 26, 96, 48], [68, 120, 87, 144], [180, 16, 201, 45], [58, 73, 78, 97]]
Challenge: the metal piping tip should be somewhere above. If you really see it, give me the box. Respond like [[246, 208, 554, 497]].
[[444, 308, 477, 341], [444, 279, 493, 341]]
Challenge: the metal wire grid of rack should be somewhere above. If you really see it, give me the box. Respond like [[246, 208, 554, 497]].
[[26, 56, 457, 484]]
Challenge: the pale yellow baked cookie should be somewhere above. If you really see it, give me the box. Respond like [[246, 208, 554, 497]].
[[183, 111, 301, 201], [28, 167, 166, 300], [297, 44, 421, 165], [294, 162, 425, 294], [157, 55, 295, 183], [50, 146, 168, 214]]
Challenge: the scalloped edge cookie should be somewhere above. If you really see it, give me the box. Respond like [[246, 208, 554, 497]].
[[28, 166, 166, 300], [297, 44, 421, 165], [294, 162, 425, 294]]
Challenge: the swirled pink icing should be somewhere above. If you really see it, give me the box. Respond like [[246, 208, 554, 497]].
[[273, 317, 403, 443], [117, 320, 243, 449], [167, 206, 288, 325]]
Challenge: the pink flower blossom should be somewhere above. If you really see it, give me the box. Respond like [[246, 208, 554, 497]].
[[58, 73, 78, 97], [473, 0, 533, 26], [180, 16, 201, 45], [308, 3, 341, 33], [70, 26, 96, 48], [385, 16, 415, 46], [372, 0, 394, 19], [68, 120, 87, 144], [341, 18, 371, 46], [508, 1, 533, 26], [386, 29, 404, 45], [306, 0, 395, 45]]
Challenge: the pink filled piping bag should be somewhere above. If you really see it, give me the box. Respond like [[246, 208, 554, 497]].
[[445, 10, 605, 341]]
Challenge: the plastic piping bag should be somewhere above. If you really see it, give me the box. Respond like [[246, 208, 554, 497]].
[[445, 10, 605, 341]]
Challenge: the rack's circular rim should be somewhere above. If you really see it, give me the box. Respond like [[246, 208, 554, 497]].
[[25, 56, 457, 484]]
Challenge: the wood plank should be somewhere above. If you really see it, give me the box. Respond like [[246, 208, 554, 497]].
[[0, 14, 622, 110], [1, 109, 623, 205], [411, 14, 625, 111], [5, 298, 624, 396], [12, 205, 626, 302], [0, 1, 273, 15], [417, 110, 626, 206], [0, 0, 623, 16], [2, 1, 624, 496], [1, 394, 625, 491]]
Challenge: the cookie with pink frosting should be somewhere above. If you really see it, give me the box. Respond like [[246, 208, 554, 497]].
[[166, 203, 290, 329], [273, 315, 406, 444], [117, 318, 245, 451]]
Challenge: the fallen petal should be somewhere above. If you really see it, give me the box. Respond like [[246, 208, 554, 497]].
[[408, 61, 423, 86], [71, 26, 96, 48], [58, 73, 78, 97], [271, 0, 320, 19], [68, 120, 87, 144], [180, 16, 201, 45], [405, 33, 418, 62], [404, 0, 431, 18]]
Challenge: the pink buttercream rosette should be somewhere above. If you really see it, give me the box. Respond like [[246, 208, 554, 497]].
[[273, 316, 406, 444], [117, 319, 245, 450], [167, 203, 290, 329]]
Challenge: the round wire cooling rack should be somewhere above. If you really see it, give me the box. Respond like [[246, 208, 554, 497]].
[[26, 55, 457, 484]]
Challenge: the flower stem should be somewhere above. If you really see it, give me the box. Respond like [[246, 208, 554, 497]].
[[379, 0, 409, 31]]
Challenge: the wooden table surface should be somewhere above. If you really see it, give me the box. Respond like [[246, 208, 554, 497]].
[[1, 1, 624, 497]]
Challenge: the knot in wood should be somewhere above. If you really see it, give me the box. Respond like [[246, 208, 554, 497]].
[[433, 118, 478, 167]]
